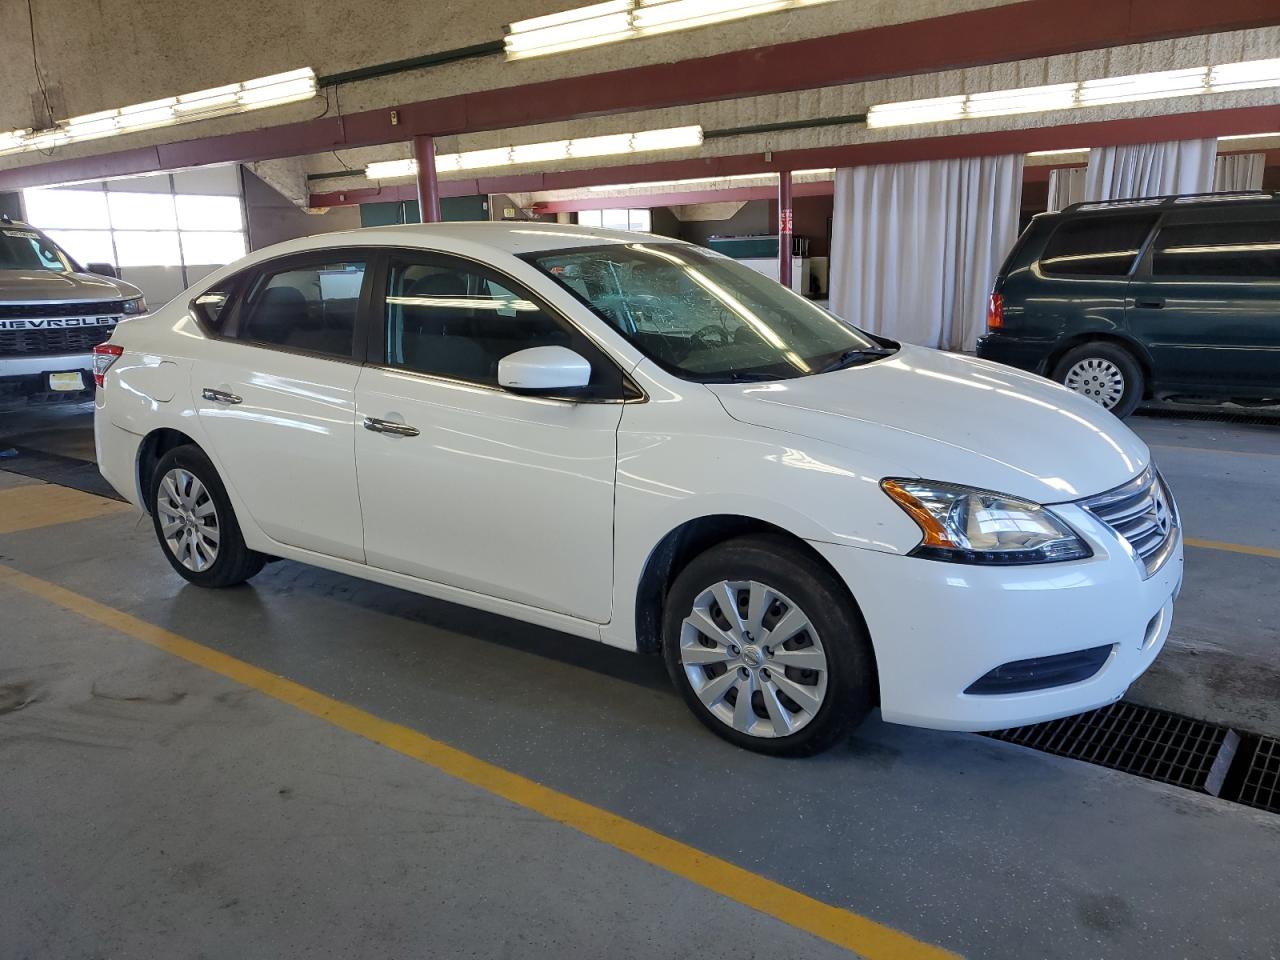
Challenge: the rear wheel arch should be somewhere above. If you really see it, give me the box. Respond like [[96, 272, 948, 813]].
[[1047, 333, 1152, 389], [136, 428, 201, 513], [633, 516, 877, 689]]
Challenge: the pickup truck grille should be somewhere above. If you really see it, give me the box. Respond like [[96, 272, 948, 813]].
[[0, 300, 125, 319], [1080, 467, 1179, 577], [0, 325, 115, 356]]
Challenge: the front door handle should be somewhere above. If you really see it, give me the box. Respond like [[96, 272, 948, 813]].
[[1134, 298, 1165, 309], [202, 387, 242, 404], [363, 416, 420, 438]]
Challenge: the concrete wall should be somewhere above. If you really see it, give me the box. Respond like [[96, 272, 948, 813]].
[[242, 168, 360, 251]]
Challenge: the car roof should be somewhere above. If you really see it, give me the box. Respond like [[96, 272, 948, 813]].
[[326, 221, 664, 255], [1056, 191, 1280, 217]]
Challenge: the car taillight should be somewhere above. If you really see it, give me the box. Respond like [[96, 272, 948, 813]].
[[986, 292, 1004, 331], [92, 343, 124, 387]]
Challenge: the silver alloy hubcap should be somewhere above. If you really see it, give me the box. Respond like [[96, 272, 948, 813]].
[[156, 467, 220, 572], [680, 580, 828, 739], [1063, 357, 1126, 410]]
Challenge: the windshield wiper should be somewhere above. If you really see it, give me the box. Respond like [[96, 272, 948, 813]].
[[701, 371, 784, 383], [818, 346, 896, 374]]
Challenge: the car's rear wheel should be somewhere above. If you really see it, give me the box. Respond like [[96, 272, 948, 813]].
[[662, 535, 875, 756], [1052, 342, 1144, 418], [150, 445, 265, 587]]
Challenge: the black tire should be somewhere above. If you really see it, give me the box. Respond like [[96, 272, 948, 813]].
[[1051, 341, 1145, 418], [149, 444, 265, 587], [661, 534, 876, 756]]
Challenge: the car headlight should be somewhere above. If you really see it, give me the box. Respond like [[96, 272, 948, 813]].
[[881, 478, 1091, 565], [121, 297, 147, 315]]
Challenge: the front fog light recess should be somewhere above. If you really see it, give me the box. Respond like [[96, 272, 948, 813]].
[[882, 478, 1091, 564]]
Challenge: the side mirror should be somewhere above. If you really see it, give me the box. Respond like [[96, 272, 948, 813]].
[[87, 262, 119, 279], [498, 346, 591, 396]]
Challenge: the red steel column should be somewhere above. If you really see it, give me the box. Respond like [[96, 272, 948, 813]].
[[413, 134, 441, 223], [777, 170, 793, 290]]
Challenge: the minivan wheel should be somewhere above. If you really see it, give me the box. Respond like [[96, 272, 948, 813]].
[[150, 445, 265, 588], [1052, 342, 1144, 418], [662, 535, 875, 756]]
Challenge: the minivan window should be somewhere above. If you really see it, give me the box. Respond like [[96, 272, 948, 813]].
[[0, 228, 72, 272], [1151, 218, 1280, 278], [1040, 214, 1157, 277], [237, 261, 366, 358]]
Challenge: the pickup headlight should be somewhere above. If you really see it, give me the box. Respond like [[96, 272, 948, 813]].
[[882, 479, 1091, 565], [121, 297, 147, 315]]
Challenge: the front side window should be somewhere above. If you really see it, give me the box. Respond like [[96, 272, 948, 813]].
[[236, 260, 366, 358], [0, 228, 72, 272], [384, 258, 598, 388], [1040, 214, 1157, 277], [1151, 217, 1280, 278], [527, 243, 885, 382]]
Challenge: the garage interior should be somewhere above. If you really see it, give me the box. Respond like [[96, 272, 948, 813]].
[[2, 2, 1279, 958]]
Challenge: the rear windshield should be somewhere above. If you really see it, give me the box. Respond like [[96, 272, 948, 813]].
[[0, 228, 73, 272], [1040, 214, 1157, 277]]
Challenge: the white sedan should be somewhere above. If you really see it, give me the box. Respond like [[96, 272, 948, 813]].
[[93, 223, 1183, 755]]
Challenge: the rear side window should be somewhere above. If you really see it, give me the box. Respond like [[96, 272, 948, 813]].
[[1040, 214, 1157, 277], [236, 260, 366, 359], [1152, 218, 1280, 278]]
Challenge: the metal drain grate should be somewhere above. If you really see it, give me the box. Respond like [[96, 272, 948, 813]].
[[1135, 407, 1280, 426], [1235, 737, 1280, 813], [986, 702, 1239, 795]]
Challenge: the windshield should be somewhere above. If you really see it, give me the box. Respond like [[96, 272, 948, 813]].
[[0, 227, 73, 272], [526, 243, 889, 381]]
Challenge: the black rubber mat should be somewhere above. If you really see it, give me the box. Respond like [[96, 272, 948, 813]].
[[0, 447, 124, 501]]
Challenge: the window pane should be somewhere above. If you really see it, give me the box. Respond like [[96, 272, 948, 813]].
[[1041, 214, 1156, 277], [384, 261, 571, 385], [599, 208, 630, 230], [43, 229, 114, 267], [175, 194, 244, 231], [23, 188, 111, 229], [107, 192, 178, 230], [1152, 218, 1280, 277], [577, 210, 603, 228], [238, 261, 364, 358], [180, 230, 246, 265], [114, 230, 182, 267], [628, 209, 652, 232]]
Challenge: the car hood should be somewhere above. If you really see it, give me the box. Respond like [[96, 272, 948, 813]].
[[0, 269, 141, 304], [707, 344, 1149, 504]]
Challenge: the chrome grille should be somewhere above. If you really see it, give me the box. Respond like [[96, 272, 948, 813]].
[[1080, 467, 1179, 577]]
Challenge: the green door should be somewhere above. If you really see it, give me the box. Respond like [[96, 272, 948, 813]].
[[1126, 209, 1280, 393]]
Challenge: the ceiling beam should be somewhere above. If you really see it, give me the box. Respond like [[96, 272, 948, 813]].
[[4, 0, 1279, 190]]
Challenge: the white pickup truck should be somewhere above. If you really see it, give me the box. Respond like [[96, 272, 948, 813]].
[[0, 216, 147, 397]]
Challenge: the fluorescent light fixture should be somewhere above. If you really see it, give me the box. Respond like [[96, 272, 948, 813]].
[[363, 126, 704, 180], [0, 68, 317, 158], [1027, 147, 1089, 157], [867, 56, 1280, 129], [1218, 131, 1280, 142], [504, 0, 839, 59]]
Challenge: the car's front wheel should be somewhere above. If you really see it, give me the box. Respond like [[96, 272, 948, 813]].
[[150, 444, 265, 587], [662, 535, 876, 756]]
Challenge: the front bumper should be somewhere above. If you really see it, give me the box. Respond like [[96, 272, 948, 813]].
[[0, 352, 94, 384], [811, 513, 1183, 732]]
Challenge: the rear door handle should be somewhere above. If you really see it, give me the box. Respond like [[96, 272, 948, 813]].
[[363, 416, 420, 438], [1134, 298, 1165, 309], [202, 387, 242, 404]]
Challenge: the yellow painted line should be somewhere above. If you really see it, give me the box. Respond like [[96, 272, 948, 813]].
[[0, 563, 958, 960], [1184, 537, 1280, 560], [0, 483, 128, 534]]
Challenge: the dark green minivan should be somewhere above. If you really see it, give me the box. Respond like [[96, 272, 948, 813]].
[[976, 193, 1280, 417]]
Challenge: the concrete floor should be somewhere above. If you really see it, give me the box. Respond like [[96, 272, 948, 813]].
[[0, 400, 1278, 958]]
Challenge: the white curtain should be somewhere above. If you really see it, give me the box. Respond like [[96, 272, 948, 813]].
[[1214, 152, 1266, 192], [829, 154, 1023, 352], [1084, 139, 1216, 201], [1047, 167, 1087, 212]]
